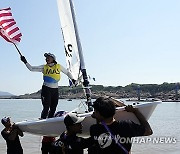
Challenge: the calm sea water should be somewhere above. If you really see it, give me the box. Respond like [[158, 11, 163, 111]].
[[0, 99, 179, 154]]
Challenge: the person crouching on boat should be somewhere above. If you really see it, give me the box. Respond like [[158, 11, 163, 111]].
[[89, 97, 153, 154], [20, 53, 76, 119], [1, 117, 24, 154]]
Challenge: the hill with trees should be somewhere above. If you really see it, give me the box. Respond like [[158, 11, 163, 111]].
[[3, 82, 180, 101]]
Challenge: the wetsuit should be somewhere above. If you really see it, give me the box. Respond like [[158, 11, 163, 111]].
[[1, 128, 23, 154]]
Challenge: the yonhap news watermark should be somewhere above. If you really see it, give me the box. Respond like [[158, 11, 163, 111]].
[[94, 134, 177, 145], [118, 136, 177, 144]]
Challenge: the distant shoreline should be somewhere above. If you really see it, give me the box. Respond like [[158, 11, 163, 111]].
[[1, 83, 180, 102], [0, 96, 180, 103]]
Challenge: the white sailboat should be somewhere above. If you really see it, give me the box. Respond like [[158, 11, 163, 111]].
[[16, 0, 161, 137]]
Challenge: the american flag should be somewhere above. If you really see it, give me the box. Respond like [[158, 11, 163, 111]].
[[0, 7, 22, 43]]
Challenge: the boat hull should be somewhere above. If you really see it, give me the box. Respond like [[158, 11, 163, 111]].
[[16, 101, 161, 137]]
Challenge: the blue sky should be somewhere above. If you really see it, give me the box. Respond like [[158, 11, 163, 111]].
[[0, 0, 180, 95]]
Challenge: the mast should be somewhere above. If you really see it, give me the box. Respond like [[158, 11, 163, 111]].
[[69, 0, 93, 111]]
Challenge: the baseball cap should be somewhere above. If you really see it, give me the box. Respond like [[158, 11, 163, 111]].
[[64, 113, 85, 127], [44, 53, 56, 61], [1, 117, 10, 125]]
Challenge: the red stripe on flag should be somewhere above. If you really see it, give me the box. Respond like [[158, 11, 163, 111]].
[[13, 33, 22, 39], [8, 27, 19, 36], [13, 33, 22, 42], [3, 21, 16, 30], [0, 19, 14, 25], [0, 13, 12, 18], [0, 7, 11, 11]]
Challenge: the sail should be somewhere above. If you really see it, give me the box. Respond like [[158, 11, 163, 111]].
[[57, 0, 82, 81], [57, 0, 92, 111]]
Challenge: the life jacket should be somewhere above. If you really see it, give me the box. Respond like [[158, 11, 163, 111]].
[[43, 64, 61, 83]]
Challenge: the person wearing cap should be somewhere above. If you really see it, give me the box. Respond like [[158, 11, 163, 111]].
[[1, 117, 24, 154], [89, 97, 153, 154], [20, 53, 76, 119], [53, 113, 91, 154]]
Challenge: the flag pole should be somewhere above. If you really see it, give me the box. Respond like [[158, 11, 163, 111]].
[[13, 43, 22, 56]]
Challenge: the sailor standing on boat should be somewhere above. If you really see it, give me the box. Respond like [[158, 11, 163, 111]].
[[20, 53, 76, 119]]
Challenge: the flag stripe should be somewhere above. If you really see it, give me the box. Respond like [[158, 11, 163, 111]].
[[0, 7, 11, 11], [0, 16, 14, 21], [4, 22, 16, 31], [9, 27, 19, 36], [0, 13, 12, 18], [13, 33, 22, 39], [0, 19, 14, 25], [12, 33, 22, 42]]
